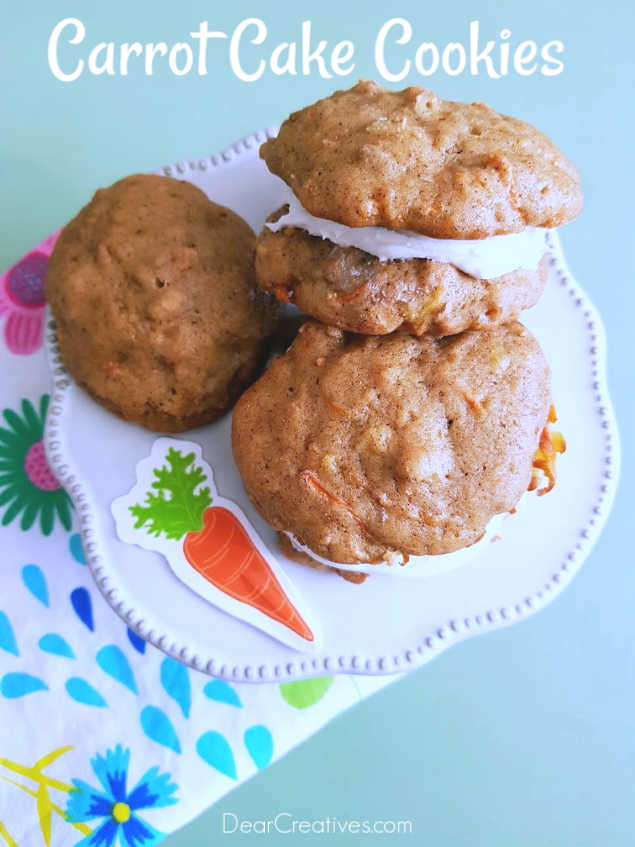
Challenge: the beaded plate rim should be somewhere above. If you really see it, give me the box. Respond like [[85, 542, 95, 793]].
[[43, 129, 620, 682]]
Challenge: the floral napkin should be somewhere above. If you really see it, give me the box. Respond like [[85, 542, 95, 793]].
[[0, 239, 393, 847]]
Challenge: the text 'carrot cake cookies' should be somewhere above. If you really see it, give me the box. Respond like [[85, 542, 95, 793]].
[[256, 81, 582, 337], [46, 174, 278, 432], [232, 320, 564, 581]]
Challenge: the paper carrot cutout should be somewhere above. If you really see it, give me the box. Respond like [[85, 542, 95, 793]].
[[183, 506, 313, 640], [112, 439, 317, 650]]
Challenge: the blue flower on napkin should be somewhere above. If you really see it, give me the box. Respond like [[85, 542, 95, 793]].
[[65, 744, 177, 846]]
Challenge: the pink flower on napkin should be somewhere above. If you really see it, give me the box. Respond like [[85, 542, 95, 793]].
[[0, 233, 59, 356]]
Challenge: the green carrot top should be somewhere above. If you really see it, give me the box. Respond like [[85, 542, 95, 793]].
[[129, 447, 212, 540]]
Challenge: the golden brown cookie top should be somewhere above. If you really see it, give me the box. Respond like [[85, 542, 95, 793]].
[[232, 320, 551, 563], [261, 80, 582, 239], [46, 173, 277, 431]]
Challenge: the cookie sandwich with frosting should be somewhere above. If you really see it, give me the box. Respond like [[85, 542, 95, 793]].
[[232, 321, 565, 583], [256, 81, 582, 337]]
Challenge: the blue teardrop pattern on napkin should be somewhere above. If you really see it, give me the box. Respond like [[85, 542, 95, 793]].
[[0, 611, 18, 656], [22, 564, 49, 607], [127, 628, 146, 654], [66, 677, 107, 707], [160, 657, 190, 718], [196, 731, 237, 780], [38, 633, 75, 659], [69, 533, 86, 565], [96, 645, 138, 694], [244, 725, 274, 770], [203, 680, 242, 708], [70, 587, 94, 631], [1, 672, 48, 698], [140, 706, 182, 754]]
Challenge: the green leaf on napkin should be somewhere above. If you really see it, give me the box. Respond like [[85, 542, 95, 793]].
[[280, 677, 334, 708]]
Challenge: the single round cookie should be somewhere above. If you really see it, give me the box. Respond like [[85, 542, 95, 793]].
[[261, 80, 582, 238], [46, 174, 278, 432], [256, 210, 547, 336], [232, 320, 551, 565]]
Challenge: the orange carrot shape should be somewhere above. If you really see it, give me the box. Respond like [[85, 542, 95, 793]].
[[111, 438, 317, 650]]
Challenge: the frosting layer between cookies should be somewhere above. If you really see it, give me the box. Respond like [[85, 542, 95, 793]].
[[267, 184, 547, 280], [283, 512, 504, 579]]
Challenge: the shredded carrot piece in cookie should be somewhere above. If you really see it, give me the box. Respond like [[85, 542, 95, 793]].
[[460, 389, 483, 415], [528, 407, 566, 496], [300, 471, 361, 522], [336, 282, 369, 303], [274, 285, 293, 303], [300, 473, 407, 567], [450, 382, 484, 415], [325, 398, 348, 416]]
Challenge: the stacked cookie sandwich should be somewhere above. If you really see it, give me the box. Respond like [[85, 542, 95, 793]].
[[232, 81, 581, 581], [255, 81, 581, 336]]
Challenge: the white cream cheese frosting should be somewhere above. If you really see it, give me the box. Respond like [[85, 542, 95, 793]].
[[266, 183, 547, 280], [283, 512, 506, 581]]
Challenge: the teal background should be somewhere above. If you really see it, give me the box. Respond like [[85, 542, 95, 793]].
[[2, 1, 633, 844]]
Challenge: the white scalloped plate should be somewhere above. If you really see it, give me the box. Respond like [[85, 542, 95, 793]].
[[44, 130, 620, 682]]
